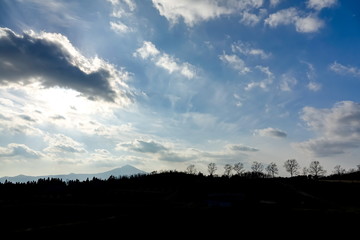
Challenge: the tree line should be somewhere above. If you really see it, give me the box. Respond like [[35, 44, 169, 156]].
[[186, 159, 360, 178]]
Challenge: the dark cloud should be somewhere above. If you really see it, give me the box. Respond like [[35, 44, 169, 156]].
[[19, 114, 36, 122], [51, 115, 66, 120], [229, 144, 259, 152], [0, 27, 131, 103], [158, 151, 194, 162], [119, 139, 168, 153]]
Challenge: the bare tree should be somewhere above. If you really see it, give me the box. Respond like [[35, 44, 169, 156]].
[[233, 162, 245, 175], [265, 162, 278, 178], [223, 164, 233, 177], [308, 161, 326, 177], [251, 161, 264, 174], [283, 159, 300, 177], [302, 167, 308, 176], [208, 162, 217, 176], [186, 164, 197, 175], [333, 165, 346, 175]]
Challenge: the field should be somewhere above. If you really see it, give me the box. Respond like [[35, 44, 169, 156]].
[[1, 172, 359, 236]]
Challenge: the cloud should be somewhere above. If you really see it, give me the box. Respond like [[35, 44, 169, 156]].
[[307, 81, 321, 91], [110, 21, 133, 34], [158, 150, 197, 162], [245, 66, 274, 91], [265, 8, 298, 27], [133, 41, 160, 59], [116, 139, 197, 162], [270, 0, 282, 7], [151, 0, 264, 27], [307, 0, 337, 11], [0, 143, 42, 159], [219, 53, 250, 74], [240, 9, 267, 26], [329, 62, 360, 77], [280, 74, 297, 92], [301, 61, 321, 91], [151, 0, 232, 27], [264, 8, 324, 33], [295, 101, 360, 157], [108, 0, 136, 13], [0, 28, 133, 104], [294, 15, 324, 33], [254, 127, 287, 138], [231, 41, 271, 59], [44, 134, 87, 154], [18, 114, 37, 122], [228, 144, 259, 152], [134, 41, 197, 79], [116, 139, 168, 153]]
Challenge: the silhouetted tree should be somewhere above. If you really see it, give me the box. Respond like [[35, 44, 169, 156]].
[[302, 167, 308, 176], [265, 162, 278, 177], [223, 164, 232, 177], [233, 162, 245, 176], [251, 161, 264, 174], [283, 159, 300, 177], [186, 164, 197, 175], [308, 161, 326, 177], [333, 165, 346, 175], [208, 162, 217, 176]]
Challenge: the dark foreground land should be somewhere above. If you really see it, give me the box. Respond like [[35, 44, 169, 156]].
[[1, 172, 359, 236]]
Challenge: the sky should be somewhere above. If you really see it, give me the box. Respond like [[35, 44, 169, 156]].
[[1, 0, 360, 177]]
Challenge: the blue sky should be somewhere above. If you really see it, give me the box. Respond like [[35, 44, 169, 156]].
[[1, 0, 360, 177]]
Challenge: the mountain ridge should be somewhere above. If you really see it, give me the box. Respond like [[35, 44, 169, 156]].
[[0, 165, 147, 183]]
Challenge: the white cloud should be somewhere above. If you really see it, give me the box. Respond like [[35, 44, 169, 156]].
[[134, 41, 197, 79], [0, 143, 43, 159], [280, 74, 297, 91], [301, 61, 321, 91], [151, 0, 232, 27], [231, 41, 271, 59], [110, 21, 133, 34], [265, 8, 324, 33], [265, 8, 298, 27], [302, 61, 316, 80], [219, 53, 250, 74], [133, 41, 160, 59], [107, 0, 136, 11], [254, 127, 287, 138], [44, 134, 87, 154], [307, 81, 322, 91], [245, 66, 274, 91], [295, 101, 360, 157], [329, 62, 360, 77], [307, 0, 337, 11], [151, 0, 264, 27], [240, 9, 267, 26], [294, 15, 324, 33], [270, 0, 282, 7]]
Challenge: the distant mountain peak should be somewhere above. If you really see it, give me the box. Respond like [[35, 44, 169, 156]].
[[0, 165, 147, 183]]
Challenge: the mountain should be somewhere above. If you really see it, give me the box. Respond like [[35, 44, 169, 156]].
[[0, 165, 147, 183]]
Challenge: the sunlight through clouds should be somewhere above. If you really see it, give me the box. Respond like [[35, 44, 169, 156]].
[[0, 0, 359, 176]]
